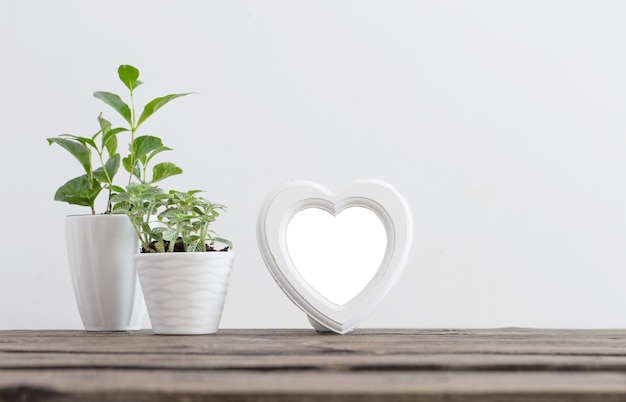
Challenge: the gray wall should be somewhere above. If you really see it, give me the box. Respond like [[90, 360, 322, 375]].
[[2, 0, 626, 329]]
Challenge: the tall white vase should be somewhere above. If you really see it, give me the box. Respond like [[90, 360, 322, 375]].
[[65, 214, 146, 331], [135, 252, 234, 335]]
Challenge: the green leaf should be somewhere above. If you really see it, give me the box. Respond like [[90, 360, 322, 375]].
[[97, 114, 112, 153], [106, 127, 129, 137], [93, 154, 120, 183], [187, 240, 202, 252], [97, 113, 112, 134], [108, 185, 126, 194], [151, 227, 167, 235], [136, 93, 193, 127], [143, 145, 172, 167], [122, 155, 141, 180], [150, 162, 183, 184], [58, 134, 97, 150], [122, 155, 131, 174], [132, 135, 163, 161], [102, 127, 128, 157], [104, 133, 117, 157], [191, 206, 207, 216], [118, 65, 141, 91], [47, 137, 91, 176], [162, 227, 178, 242], [93, 91, 132, 125], [54, 175, 102, 207], [213, 237, 233, 250], [141, 223, 151, 235], [111, 205, 130, 214]]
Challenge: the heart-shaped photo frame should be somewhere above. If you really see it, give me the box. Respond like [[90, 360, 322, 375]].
[[257, 180, 413, 334]]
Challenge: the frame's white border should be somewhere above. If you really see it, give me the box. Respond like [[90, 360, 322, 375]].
[[257, 179, 413, 334]]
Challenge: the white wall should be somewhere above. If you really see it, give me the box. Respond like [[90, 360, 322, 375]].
[[2, 0, 626, 330]]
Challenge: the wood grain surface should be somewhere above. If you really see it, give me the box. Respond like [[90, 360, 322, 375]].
[[2, 328, 626, 401]]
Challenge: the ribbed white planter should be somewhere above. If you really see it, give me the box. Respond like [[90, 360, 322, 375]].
[[135, 252, 234, 335], [65, 214, 146, 331]]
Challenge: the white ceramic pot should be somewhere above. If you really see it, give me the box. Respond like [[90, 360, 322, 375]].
[[65, 214, 146, 331], [135, 252, 234, 335]]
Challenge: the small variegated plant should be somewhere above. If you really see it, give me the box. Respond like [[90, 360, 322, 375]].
[[47, 65, 190, 214], [112, 183, 233, 253]]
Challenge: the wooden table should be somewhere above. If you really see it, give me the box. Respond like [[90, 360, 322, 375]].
[[2, 328, 626, 401]]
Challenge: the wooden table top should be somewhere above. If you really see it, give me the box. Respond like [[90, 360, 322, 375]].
[[2, 328, 626, 401]]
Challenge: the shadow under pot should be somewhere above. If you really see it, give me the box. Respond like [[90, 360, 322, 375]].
[[65, 214, 146, 331], [135, 251, 234, 335]]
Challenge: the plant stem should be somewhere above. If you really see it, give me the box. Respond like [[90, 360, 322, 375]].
[[128, 88, 138, 185], [86, 143, 97, 215], [95, 139, 115, 214], [106, 194, 112, 215]]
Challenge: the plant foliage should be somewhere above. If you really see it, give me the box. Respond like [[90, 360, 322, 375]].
[[46, 115, 125, 214], [112, 183, 232, 253], [48, 65, 189, 214]]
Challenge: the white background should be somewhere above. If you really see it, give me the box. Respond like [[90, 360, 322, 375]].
[[2, 1, 626, 329]]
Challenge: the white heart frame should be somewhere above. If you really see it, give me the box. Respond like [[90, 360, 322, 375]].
[[257, 179, 413, 334]]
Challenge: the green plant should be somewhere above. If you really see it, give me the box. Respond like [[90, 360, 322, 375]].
[[47, 114, 125, 214], [48, 65, 190, 214], [94, 65, 190, 186], [112, 183, 233, 253]]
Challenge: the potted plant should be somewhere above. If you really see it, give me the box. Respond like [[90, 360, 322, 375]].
[[112, 183, 234, 335], [48, 65, 190, 331]]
